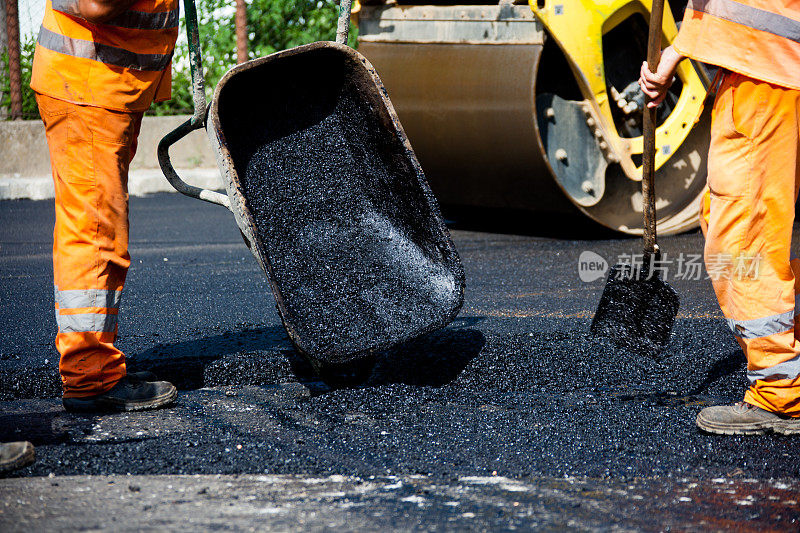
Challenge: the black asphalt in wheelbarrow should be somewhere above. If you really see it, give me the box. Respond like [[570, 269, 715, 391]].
[[158, 1, 464, 370], [212, 43, 465, 366]]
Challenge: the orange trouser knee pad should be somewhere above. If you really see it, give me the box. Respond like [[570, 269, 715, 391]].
[[37, 94, 143, 398], [702, 72, 800, 415]]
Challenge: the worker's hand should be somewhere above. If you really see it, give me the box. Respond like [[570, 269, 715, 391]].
[[73, 0, 139, 24], [639, 46, 685, 108]]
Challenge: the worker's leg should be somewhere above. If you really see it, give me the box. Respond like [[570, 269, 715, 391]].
[[37, 94, 143, 398], [703, 72, 800, 416]]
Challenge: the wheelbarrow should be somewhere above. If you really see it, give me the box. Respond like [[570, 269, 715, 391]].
[[158, 0, 465, 372]]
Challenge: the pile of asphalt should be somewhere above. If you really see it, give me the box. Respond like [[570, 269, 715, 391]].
[[3, 316, 798, 480]]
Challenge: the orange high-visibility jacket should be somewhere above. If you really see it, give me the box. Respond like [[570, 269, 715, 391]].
[[31, 0, 179, 112], [672, 0, 800, 90]]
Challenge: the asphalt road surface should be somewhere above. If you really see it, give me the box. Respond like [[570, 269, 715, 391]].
[[1, 194, 799, 530]]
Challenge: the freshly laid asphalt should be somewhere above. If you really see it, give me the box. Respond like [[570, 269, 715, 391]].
[[1, 194, 799, 529]]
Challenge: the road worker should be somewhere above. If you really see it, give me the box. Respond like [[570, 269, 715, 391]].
[[30, 0, 178, 412], [640, 0, 800, 434]]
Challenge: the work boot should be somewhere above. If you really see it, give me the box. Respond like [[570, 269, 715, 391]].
[[62, 375, 177, 413], [696, 402, 800, 435], [0, 441, 35, 474]]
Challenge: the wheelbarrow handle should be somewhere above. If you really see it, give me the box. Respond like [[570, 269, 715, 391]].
[[184, 0, 206, 126], [155, 0, 228, 210], [336, 0, 353, 45], [157, 118, 232, 210]]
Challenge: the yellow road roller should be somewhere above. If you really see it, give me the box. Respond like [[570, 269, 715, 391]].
[[353, 1, 711, 234]]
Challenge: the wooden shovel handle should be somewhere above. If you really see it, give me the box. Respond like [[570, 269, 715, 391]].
[[642, 0, 665, 256]]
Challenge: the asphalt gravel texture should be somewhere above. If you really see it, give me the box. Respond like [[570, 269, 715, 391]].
[[1, 194, 799, 487]]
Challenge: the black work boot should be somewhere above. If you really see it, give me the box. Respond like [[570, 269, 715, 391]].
[[0, 441, 35, 474], [62, 375, 177, 413]]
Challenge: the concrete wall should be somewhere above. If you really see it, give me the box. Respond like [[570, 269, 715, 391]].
[[0, 115, 223, 200]]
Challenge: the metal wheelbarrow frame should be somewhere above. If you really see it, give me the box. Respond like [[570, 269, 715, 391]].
[[158, 0, 465, 371]]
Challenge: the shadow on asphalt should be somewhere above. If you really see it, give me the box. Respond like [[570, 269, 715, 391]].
[[1, 323, 488, 399], [128, 324, 486, 394], [0, 409, 94, 447], [128, 325, 290, 390], [688, 349, 745, 396], [371, 328, 486, 387], [606, 349, 745, 407], [442, 205, 627, 240], [287, 327, 487, 391]]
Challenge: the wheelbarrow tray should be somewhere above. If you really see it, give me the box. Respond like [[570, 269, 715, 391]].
[[206, 42, 465, 366]]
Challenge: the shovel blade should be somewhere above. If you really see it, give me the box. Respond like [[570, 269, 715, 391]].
[[590, 263, 680, 357]]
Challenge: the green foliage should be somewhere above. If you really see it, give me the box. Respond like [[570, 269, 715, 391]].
[[1, 34, 40, 120], [246, 0, 352, 56], [2, 0, 356, 118], [150, 0, 358, 116]]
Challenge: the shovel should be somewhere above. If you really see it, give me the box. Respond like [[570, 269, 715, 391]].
[[589, 0, 679, 357]]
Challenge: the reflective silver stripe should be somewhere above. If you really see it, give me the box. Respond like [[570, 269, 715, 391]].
[[748, 353, 800, 382], [56, 312, 118, 333], [51, 0, 80, 17], [51, 1, 179, 30], [105, 9, 179, 30], [726, 309, 795, 339], [688, 0, 800, 44], [733, 296, 800, 379], [37, 26, 172, 71], [55, 287, 122, 310]]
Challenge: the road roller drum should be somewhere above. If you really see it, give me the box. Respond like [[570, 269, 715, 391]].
[[354, 1, 711, 234]]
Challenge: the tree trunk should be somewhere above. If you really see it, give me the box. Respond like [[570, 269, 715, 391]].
[[4, 0, 22, 119], [235, 0, 247, 64]]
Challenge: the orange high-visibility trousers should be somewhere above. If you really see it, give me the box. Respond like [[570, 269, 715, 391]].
[[701, 71, 800, 416], [36, 93, 143, 398]]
